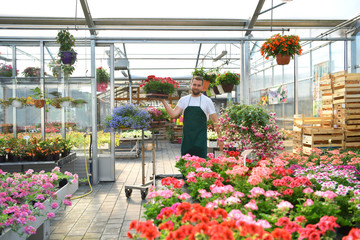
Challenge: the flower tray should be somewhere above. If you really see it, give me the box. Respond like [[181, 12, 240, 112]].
[[0, 180, 78, 240], [146, 93, 169, 99]]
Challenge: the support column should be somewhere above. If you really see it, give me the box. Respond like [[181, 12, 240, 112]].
[[91, 37, 99, 184], [12, 46, 17, 138], [294, 55, 299, 115], [240, 40, 251, 105], [40, 41, 46, 140]]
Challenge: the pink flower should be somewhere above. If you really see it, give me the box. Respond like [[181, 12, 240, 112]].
[[51, 202, 59, 209], [177, 193, 191, 200], [63, 199, 72, 206], [276, 200, 293, 210], [244, 199, 258, 210], [24, 226, 36, 235], [303, 188, 314, 194], [47, 212, 55, 219], [34, 202, 45, 210], [304, 199, 314, 207], [36, 194, 45, 200]]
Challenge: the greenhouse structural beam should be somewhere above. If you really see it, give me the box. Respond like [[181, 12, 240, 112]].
[[79, 0, 97, 36], [0, 17, 346, 28], [245, 0, 266, 36]]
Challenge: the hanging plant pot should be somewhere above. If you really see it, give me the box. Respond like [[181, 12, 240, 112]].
[[61, 51, 77, 65], [34, 99, 46, 108], [217, 85, 225, 94], [12, 100, 23, 108], [60, 101, 71, 108], [202, 80, 210, 92], [221, 83, 234, 93], [96, 82, 108, 92], [276, 54, 291, 65], [212, 86, 221, 95]]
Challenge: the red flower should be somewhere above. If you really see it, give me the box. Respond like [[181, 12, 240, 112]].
[[271, 228, 291, 240]]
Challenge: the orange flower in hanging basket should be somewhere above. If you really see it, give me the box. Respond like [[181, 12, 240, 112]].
[[260, 34, 303, 65]]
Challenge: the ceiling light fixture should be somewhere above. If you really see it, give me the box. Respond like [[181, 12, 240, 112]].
[[213, 51, 227, 62]]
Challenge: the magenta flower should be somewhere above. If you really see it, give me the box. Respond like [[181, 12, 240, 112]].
[[51, 202, 59, 209], [63, 199, 72, 206], [47, 212, 55, 218], [24, 225, 36, 235]]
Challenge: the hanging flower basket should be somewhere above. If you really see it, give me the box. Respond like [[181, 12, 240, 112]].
[[34, 99, 46, 108], [260, 34, 302, 64], [97, 82, 108, 92], [202, 80, 210, 91], [276, 54, 291, 65], [221, 82, 234, 93], [61, 51, 77, 65], [11, 100, 23, 108]]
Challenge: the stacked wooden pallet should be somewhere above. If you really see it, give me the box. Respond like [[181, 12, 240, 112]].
[[292, 115, 333, 153], [320, 74, 334, 118], [302, 127, 344, 155], [332, 72, 360, 148]]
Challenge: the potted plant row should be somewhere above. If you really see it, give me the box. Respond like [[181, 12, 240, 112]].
[[0, 137, 73, 163]]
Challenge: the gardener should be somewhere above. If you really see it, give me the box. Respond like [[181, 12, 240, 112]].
[[161, 76, 223, 159]]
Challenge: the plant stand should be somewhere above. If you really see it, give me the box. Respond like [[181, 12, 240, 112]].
[[124, 129, 156, 200]]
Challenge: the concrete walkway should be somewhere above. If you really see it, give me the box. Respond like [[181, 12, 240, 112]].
[[49, 140, 181, 240]]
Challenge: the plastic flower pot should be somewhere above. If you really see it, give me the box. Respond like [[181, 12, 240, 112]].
[[276, 54, 291, 65], [34, 99, 45, 108], [61, 51, 77, 65], [60, 101, 71, 108], [11, 100, 23, 108], [220, 83, 234, 93], [202, 80, 210, 91]]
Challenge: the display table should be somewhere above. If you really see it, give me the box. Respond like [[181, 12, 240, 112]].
[[0, 152, 76, 172]]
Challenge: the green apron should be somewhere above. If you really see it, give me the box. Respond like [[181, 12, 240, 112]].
[[181, 96, 207, 158]]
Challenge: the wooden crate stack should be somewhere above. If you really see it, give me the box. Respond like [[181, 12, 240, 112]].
[[302, 127, 344, 155], [319, 74, 334, 119], [292, 115, 334, 153], [332, 72, 360, 148]]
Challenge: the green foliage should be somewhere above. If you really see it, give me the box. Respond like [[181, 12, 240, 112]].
[[192, 67, 218, 84], [215, 71, 240, 85], [56, 29, 75, 53], [224, 103, 270, 128], [143, 81, 176, 95], [96, 67, 110, 83]]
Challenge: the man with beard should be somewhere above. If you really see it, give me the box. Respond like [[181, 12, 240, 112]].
[[161, 76, 223, 158]]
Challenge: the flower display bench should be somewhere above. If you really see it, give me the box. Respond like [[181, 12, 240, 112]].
[[0, 152, 77, 173], [0, 180, 78, 240]]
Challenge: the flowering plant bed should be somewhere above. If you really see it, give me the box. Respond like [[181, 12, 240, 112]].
[[0, 167, 78, 239], [128, 149, 360, 239]]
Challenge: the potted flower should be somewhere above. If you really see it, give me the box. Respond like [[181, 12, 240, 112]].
[[192, 67, 217, 92], [214, 71, 240, 93], [96, 66, 110, 92], [140, 75, 179, 99], [51, 97, 74, 108], [103, 103, 152, 131], [30, 87, 49, 108], [71, 98, 87, 108], [22, 67, 44, 82], [0, 63, 17, 77], [48, 59, 62, 77], [260, 34, 303, 65], [207, 129, 218, 148], [56, 29, 77, 65], [7, 97, 30, 108]]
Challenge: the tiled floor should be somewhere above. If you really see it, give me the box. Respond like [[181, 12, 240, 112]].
[[49, 140, 181, 240]]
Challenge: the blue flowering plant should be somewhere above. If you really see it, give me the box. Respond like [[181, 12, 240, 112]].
[[103, 103, 152, 131]]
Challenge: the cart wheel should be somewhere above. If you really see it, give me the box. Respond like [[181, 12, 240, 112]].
[[141, 189, 148, 200], [125, 189, 132, 198]]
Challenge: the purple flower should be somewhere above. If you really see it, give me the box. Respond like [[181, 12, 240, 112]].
[[24, 226, 36, 235]]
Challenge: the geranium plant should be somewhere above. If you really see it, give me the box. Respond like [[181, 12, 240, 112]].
[[96, 66, 110, 84], [0, 63, 17, 77], [140, 75, 179, 95], [22, 67, 41, 78], [215, 71, 240, 85], [103, 103, 152, 131], [260, 34, 302, 60]]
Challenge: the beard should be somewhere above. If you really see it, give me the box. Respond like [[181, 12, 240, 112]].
[[192, 89, 201, 96]]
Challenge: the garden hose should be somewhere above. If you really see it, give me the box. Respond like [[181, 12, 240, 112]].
[[70, 133, 93, 200]]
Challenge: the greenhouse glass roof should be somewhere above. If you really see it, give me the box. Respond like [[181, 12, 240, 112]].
[[0, 0, 359, 81]]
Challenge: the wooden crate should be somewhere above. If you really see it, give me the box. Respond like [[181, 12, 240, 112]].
[[293, 115, 332, 128], [333, 85, 360, 98], [302, 127, 344, 148]]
